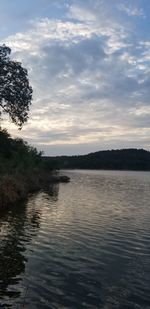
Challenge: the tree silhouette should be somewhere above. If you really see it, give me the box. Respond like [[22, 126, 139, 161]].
[[0, 45, 32, 128]]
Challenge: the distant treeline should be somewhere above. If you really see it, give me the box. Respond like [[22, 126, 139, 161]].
[[43, 149, 150, 171]]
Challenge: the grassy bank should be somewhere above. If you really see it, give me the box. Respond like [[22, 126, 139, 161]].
[[0, 129, 56, 209]]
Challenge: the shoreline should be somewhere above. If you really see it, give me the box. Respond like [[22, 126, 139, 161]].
[[0, 171, 70, 210]]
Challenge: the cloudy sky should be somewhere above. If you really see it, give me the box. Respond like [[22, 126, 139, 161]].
[[1, 0, 150, 155]]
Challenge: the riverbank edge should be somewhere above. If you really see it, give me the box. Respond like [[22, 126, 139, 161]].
[[0, 171, 70, 210]]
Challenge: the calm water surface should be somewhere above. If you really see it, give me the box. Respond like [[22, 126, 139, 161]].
[[0, 170, 150, 308]]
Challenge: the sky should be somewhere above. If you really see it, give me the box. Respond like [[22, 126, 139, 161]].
[[0, 0, 150, 155]]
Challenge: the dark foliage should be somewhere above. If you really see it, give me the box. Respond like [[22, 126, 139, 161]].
[[0, 129, 59, 208], [0, 45, 32, 128], [44, 149, 150, 171], [0, 128, 42, 175]]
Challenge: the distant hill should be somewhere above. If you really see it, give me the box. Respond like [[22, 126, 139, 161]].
[[43, 149, 150, 171]]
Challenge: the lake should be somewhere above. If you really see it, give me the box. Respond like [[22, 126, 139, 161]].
[[0, 169, 150, 308]]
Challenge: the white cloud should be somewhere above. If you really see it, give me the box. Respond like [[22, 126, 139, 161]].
[[119, 3, 145, 18], [68, 4, 96, 22]]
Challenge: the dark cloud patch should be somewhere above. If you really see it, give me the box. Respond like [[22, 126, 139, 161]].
[[41, 37, 107, 78]]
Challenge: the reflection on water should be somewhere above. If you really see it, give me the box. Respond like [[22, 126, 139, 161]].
[[0, 184, 59, 308], [44, 183, 59, 202], [0, 171, 150, 308]]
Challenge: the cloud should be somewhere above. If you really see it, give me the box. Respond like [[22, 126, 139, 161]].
[[119, 3, 145, 18], [1, 0, 150, 154]]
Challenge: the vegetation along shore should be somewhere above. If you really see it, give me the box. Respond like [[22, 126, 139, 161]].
[[0, 128, 60, 209]]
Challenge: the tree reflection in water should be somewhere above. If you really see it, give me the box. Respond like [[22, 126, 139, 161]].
[[44, 183, 59, 201], [0, 184, 59, 308]]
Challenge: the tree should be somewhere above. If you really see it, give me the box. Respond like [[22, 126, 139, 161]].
[[0, 45, 32, 128]]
